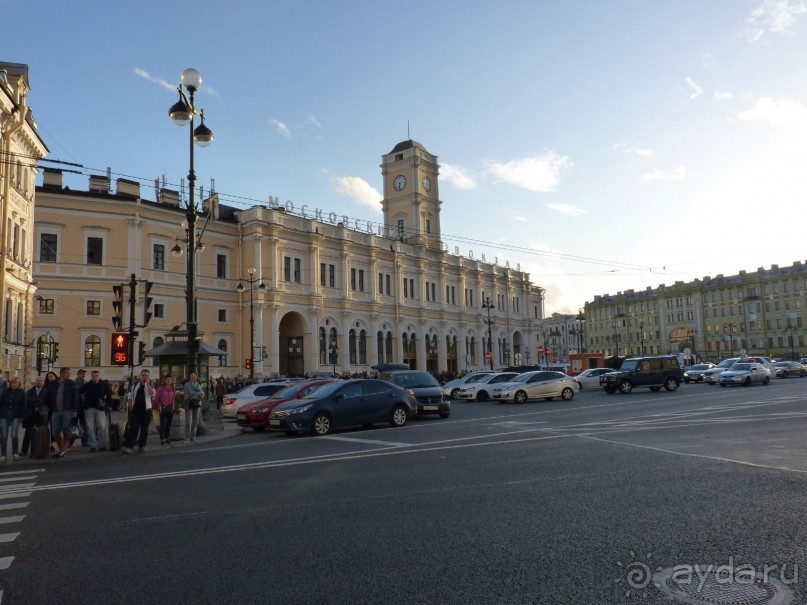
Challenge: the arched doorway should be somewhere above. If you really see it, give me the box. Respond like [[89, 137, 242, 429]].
[[279, 312, 306, 377], [669, 327, 695, 355]]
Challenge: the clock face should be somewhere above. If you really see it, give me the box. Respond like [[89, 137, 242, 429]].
[[393, 175, 406, 191], [422, 177, 432, 192]]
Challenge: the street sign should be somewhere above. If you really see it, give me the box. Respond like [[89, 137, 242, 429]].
[[537, 347, 545, 354], [485, 352, 492, 360]]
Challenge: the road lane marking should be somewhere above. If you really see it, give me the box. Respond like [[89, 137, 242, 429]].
[[0, 503, 27, 512], [0, 476, 38, 483], [0, 533, 19, 543], [321, 435, 410, 447], [0, 484, 35, 492], [0, 469, 45, 477], [0, 516, 24, 525], [0, 493, 30, 500], [0, 557, 13, 569]]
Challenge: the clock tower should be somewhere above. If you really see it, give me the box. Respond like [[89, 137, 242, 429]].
[[381, 139, 441, 249]]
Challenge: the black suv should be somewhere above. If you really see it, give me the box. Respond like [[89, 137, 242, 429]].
[[599, 355, 683, 394]]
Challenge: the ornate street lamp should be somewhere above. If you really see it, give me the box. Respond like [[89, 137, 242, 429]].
[[639, 321, 645, 356], [723, 322, 737, 358], [236, 267, 266, 381], [482, 296, 495, 370], [329, 338, 339, 376], [168, 67, 214, 379]]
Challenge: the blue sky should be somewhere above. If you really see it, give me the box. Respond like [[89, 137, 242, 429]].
[[6, 0, 807, 314]]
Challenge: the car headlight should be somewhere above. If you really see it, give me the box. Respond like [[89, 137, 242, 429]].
[[290, 404, 312, 415], [254, 408, 268, 414]]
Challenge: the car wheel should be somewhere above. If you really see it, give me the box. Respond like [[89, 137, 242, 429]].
[[450, 388, 460, 399], [514, 390, 528, 403], [311, 413, 332, 436], [476, 390, 489, 402], [561, 387, 574, 401], [744, 377, 751, 386], [389, 405, 408, 427], [782, 372, 788, 379], [604, 386, 616, 394], [619, 380, 633, 394], [664, 377, 679, 392], [802, 371, 806, 378], [649, 386, 661, 392], [763, 376, 770, 385], [439, 411, 450, 419]]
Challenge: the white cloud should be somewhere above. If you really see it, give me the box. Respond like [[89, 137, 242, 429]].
[[486, 151, 572, 192], [743, 0, 807, 42], [305, 115, 322, 129], [714, 91, 734, 101], [685, 77, 703, 100], [613, 143, 654, 157], [547, 203, 586, 217], [440, 163, 478, 190], [133, 67, 175, 92], [332, 176, 382, 211], [641, 166, 687, 181], [270, 119, 291, 138], [736, 97, 807, 126]]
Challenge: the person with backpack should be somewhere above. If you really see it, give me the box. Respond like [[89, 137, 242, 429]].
[[0, 377, 27, 461]]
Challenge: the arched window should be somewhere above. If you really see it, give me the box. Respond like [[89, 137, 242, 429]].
[[377, 331, 384, 364], [3, 299, 12, 340], [359, 330, 367, 365], [385, 331, 393, 363], [217, 339, 228, 367], [152, 336, 164, 347], [319, 327, 327, 365], [15, 302, 24, 343], [84, 335, 101, 367], [349, 329, 357, 365]]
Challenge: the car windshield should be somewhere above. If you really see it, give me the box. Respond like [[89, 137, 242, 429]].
[[620, 360, 638, 371], [511, 372, 537, 383], [466, 374, 488, 383], [393, 372, 439, 388], [775, 362, 789, 367], [691, 364, 711, 370], [268, 384, 305, 399], [731, 363, 752, 371], [304, 381, 345, 400]]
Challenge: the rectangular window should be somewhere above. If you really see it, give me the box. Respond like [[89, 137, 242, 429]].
[[397, 219, 405, 238], [86, 300, 101, 316], [217, 254, 227, 279], [86, 236, 103, 265], [329, 264, 335, 288], [284, 256, 291, 282], [153, 244, 165, 271], [351, 268, 357, 291], [294, 258, 301, 283], [379, 272, 384, 294], [385, 274, 391, 295], [218, 309, 227, 322], [403, 277, 409, 298], [38, 232, 55, 262], [39, 298, 54, 314], [359, 269, 364, 291], [431, 282, 436, 302], [154, 303, 165, 318], [425, 219, 431, 234]]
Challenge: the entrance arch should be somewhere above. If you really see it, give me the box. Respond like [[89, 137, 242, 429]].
[[669, 327, 695, 355], [279, 311, 306, 376]]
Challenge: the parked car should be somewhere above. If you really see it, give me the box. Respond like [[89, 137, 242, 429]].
[[682, 363, 716, 383], [378, 370, 450, 418], [719, 362, 770, 387], [492, 371, 579, 403], [441, 371, 496, 399], [702, 358, 741, 384], [236, 380, 334, 431], [774, 361, 807, 378], [575, 368, 618, 390], [268, 379, 417, 435], [455, 372, 519, 401], [600, 355, 683, 394], [221, 381, 297, 419]]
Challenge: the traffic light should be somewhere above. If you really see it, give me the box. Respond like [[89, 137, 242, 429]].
[[142, 281, 154, 327], [112, 285, 124, 331], [138, 341, 147, 365], [245, 359, 252, 370], [50, 342, 59, 363], [111, 332, 130, 366]]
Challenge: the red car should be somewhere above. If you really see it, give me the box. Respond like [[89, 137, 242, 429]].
[[236, 380, 334, 431]]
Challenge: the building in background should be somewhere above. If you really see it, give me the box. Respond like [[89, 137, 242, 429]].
[[585, 262, 807, 362], [31, 140, 546, 383], [0, 62, 48, 381]]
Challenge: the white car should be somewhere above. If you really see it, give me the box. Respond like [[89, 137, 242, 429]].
[[441, 371, 496, 399], [492, 371, 580, 403], [575, 368, 617, 390], [719, 362, 770, 387], [221, 381, 297, 419], [455, 372, 519, 401], [703, 358, 741, 384]]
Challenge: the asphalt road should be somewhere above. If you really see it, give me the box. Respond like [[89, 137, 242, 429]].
[[4, 379, 807, 604]]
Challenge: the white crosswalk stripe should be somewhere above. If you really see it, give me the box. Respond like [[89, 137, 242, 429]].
[[0, 503, 27, 512], [0, 493, 30, 501], [0, 557, 13, 570], [0, 533, 19, 544], [0, 517, 24, 525]]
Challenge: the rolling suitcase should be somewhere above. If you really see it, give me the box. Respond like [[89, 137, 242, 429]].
[[107, 411, 121, 451], [30, 422, 50, 459]]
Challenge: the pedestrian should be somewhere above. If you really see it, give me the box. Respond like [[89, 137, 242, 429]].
[[116, 380, 129, 411], [45, 367, 79, 458], [154, 375, 176, 447], [215, 377, 225, 410], [74, 369, 88, 446], [124, 369, 156, 454], [42, 371, 58, 452], [79, 371, 113, 452], [183, 372, 203, 444], [21, 375, 47, 456], [0, 377, 27, 461]]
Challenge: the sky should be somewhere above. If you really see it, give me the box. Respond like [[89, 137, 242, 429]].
[[5, 0, 807, 315]]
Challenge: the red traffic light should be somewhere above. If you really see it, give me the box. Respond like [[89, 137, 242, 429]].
[[245, 359, 252, 370], [111, 332, 131, 366]]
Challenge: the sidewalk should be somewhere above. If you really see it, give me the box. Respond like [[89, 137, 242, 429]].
[[13, 402, 243, 464]]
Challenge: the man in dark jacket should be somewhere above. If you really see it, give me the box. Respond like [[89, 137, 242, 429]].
[[0, 377, 26, 461], [45, 367, 79, 457], [80, 371, 113, 452], [21, 375, 47, 455]]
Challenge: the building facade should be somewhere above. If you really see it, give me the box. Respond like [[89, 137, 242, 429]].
[[31, 140, 546, 383], [540, 311, 586, 366], [585, 262, 807, 362], [0, 62, 48, 380]]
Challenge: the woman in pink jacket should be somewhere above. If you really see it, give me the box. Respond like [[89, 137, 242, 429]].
[[154, 375, 177, 447]]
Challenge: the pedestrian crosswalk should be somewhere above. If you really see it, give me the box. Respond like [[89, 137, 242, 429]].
[[0, 467, 46, 602]]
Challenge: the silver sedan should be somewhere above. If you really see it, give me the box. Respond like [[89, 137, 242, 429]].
[[718, 362, 770, 387], [493, 371, 580, 403]]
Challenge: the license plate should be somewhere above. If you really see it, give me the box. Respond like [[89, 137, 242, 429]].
[[237, 414, 247, 420], [270, 419, 281, 426], [423, 405, 438, 411]]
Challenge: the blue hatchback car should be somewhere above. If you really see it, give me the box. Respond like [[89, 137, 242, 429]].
[[268, 379, 417, 436]]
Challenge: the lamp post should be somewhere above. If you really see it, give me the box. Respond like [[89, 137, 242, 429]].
[[427, 339, 438, 372], [639, 321, 645, 356], [329, 337, 339, 376], [168, 67, 214, 379], [482, 296, 495, 371], [576, 309, 585, 354], [236, 267, 266, 381], [787, 313, 797, 361], [723, 322, 737, 358]]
